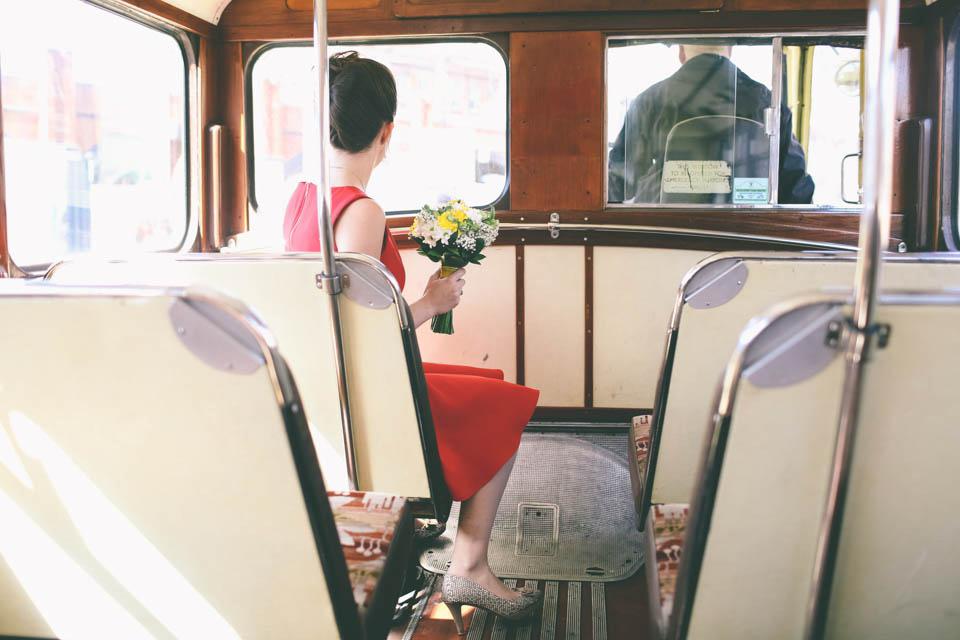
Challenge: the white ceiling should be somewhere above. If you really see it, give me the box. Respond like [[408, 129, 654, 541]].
[[161, 0, 233, 24]]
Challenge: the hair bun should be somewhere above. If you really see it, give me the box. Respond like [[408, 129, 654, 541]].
[[329, 50, 359, 75]]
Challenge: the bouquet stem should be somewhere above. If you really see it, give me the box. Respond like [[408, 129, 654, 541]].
[[431, 265, 459, 334]]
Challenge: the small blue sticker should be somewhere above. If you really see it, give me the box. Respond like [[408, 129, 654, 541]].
[[733, 177, 769, 203]]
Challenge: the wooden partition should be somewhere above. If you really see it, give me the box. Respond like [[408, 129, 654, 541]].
[[216, 0, 918, 253], [401, 244, 709, 416]]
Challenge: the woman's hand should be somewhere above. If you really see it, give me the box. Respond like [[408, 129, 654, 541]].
[[424, 268, 465, 314], [410, 268, 465, 328]]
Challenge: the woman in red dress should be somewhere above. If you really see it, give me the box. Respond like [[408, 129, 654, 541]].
[[284, 52, 541, 632]]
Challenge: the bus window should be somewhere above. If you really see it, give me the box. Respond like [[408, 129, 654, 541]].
[[606, 36, 862, 208], [0, 0, 189, 269], [944, 16, 960, 251], [805, 46, 862, 207], [248, 40, 507, 223], [607, 40, 776, 206]]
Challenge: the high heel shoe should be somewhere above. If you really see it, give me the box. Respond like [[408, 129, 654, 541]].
[[441, 574, 543, 635]]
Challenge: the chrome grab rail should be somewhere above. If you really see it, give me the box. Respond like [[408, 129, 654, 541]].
[[313, 0, 359, 490], [803, 0, 899, 637]]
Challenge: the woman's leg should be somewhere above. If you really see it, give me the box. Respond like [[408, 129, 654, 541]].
[[446, 452, 520, 600]]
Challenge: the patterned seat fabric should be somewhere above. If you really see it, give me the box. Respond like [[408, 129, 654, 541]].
[[652, 503, 690, 622], [328, 490, 408, 613], [633, 414, 652, 480], [630, 414, 652, 514]]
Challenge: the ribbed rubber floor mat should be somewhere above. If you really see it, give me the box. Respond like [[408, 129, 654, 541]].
[[420, 433, 643, 582]]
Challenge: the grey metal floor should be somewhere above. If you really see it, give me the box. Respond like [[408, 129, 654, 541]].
[[419, 432, 643, 582]]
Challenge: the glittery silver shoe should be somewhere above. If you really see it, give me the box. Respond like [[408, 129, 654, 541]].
[[441, 574, 543, 635]]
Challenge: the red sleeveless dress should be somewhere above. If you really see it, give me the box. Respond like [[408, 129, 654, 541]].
[[283, 182, 539, 501]]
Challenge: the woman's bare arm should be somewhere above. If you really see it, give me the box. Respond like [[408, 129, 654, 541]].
[[334, 199, 466, 329]]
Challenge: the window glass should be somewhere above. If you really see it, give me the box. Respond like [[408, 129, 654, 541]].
[[0, 0, 188, 267], [250, 41, 507, 221], [608, 38, 861, 208], [607, 41, 776, 205], [807, 46, 862, 206]]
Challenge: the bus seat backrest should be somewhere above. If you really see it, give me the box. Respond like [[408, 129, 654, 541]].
[[650, 254, 960, 512], [678, 293, 960, 639], [46, 256, 447, 513], [0, 284, 353, 639]]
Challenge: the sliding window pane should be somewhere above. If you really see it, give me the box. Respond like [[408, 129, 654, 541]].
[[0, 0, 187, 267]]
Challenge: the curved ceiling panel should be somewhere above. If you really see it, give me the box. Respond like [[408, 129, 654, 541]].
[[160, 0, 233, 23]]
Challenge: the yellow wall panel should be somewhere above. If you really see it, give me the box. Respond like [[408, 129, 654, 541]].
[[400, 245, 517, 382], [525, 245, 585, 406], [593, 247, 711, 407]]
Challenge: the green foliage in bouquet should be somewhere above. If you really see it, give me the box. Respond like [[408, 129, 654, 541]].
[[408, 200, 499, 334]]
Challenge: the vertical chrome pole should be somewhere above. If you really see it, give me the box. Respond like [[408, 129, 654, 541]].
[[313, 0, 337, 282], [313, 0, 359, 490], [768, 37, 783, 204], [803, 1, 898, 637]]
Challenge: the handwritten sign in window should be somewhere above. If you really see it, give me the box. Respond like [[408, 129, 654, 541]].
[[661, 160, 732, 194]]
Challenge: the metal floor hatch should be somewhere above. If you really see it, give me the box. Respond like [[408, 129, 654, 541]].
[[419, 433, 643, 582]]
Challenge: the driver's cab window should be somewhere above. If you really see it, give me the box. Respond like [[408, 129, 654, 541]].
[[607, 37, 863, 208]]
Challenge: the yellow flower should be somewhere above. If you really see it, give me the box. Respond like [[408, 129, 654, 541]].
[[438, 211, 459, 231]]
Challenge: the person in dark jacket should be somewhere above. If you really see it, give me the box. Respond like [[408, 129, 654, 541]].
[[608, 44, 815, 204]]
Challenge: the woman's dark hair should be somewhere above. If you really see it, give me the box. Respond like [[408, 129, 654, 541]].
[[328, 51, 397, 152]]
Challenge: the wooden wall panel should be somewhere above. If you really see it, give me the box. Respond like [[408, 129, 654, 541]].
[[891, 26, 930, 247], [197, 37, 218, 251], [395, 209, 904, 251], [222, 0, 388, 34], [897, 26, 925, 120], [121, 0, 215, 36], [731, 0, 922, 9], [219, 42, 249, 240], [399, 246, 518, 382], [393, 0, 721, 19], [511, 31, 604, 211], [525, 245, 586, 406], [288, 0, 380, 8], [221, 2, 874, 42]]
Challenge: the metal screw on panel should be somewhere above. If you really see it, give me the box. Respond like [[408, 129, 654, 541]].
[[825, 321, 843, 348]]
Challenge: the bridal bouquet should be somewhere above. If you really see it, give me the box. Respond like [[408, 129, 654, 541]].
[[409, 199, 499, 334]]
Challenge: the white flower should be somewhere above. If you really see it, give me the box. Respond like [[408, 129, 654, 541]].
[[456, 234, 477, 251], [410, 200, 496, 257]]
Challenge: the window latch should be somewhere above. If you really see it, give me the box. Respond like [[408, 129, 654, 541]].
[[548, 212, 560, 239], [763, 107, 777, 136]]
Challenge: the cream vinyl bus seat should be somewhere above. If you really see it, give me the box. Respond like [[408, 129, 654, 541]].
[[633, 252, 960, 522], [46, 253, 453, 523], [654, 290, 960, 639], [0, 282, 412, 640]]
